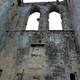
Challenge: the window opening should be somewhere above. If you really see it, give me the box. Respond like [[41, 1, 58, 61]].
[[23, 0, 63, 3], [26, 12, 40, 30], [30, 44, 45, 57], [70, 73, 75, 80], [17, 0, 21, 5], [0, 70, 2, 77], [16, 73, 23, 80], [49, 12, 63, 30]]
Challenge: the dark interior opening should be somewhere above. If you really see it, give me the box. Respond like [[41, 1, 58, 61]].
[[0, 69, 2, 77], [70, 73, 75, 80], [17, 0, 21, 6], [16, 73, 23, 80]]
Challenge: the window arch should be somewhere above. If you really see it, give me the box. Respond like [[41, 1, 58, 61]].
[[26, 6, 40, 30], [49, 11, 62, 30], [48, 5, 63, 30], [26, 12, 40, 30]]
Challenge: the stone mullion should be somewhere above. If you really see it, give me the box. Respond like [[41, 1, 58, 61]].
[[39, 9, 49, 31]]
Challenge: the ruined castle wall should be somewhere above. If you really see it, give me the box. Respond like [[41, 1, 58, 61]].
[[68, 0, 80, 49], [9, 2, 73, 31], [0, 0, 18, 50], [0, 0, 80, 80], [0, 31, 79, 80]]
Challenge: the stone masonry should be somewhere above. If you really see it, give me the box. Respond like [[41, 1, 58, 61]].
[[0, 0, 80, 80]]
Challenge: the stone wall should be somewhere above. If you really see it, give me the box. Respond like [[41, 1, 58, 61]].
[[0, 31, 80, 80], [0, 0, 80, 80], [0, 0, 17, 50], [68, 0, 80, 49]]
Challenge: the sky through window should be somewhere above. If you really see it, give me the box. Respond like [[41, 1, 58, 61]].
[[23, 0, 63, 3]]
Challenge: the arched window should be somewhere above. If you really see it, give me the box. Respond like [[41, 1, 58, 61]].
[[26, 12, 40, 30], [49, 11, 62, 30]]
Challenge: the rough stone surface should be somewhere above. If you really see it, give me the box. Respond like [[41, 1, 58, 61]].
[[0, 0, 80, 80]]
